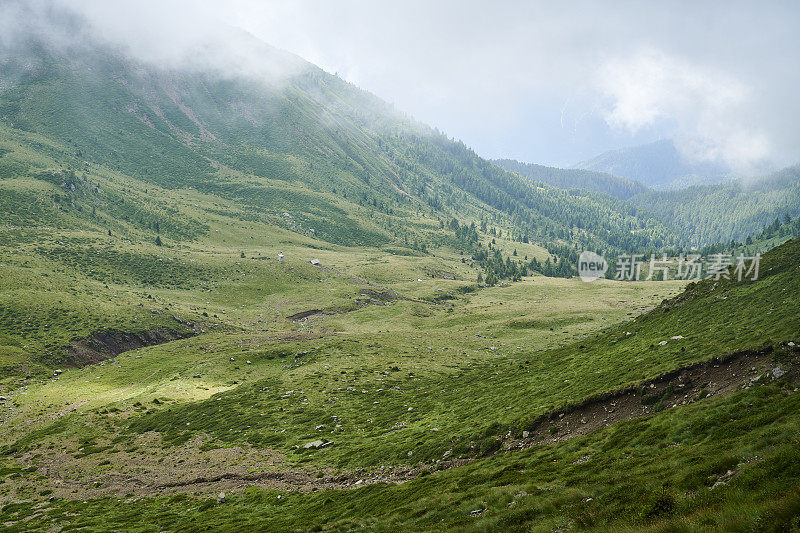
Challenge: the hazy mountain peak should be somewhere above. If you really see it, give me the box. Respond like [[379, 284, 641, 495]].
[[573, 138, 734, 189]]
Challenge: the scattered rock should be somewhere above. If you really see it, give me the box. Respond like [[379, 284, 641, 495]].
[[216, 492, 226, 503], [670, 335, 685, 340], [658, 340, 668, 346], [303, 439, 330, 449], [789, 342, 796, 347], [772, 367, 787, 379], [711, 469, 736, 489], [469, 509, 485, 517], [522, 431, 530, 438]]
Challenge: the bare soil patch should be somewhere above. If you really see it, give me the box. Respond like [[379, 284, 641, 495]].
[[505, 344, 799, 448], [64, 328, 196, 366]]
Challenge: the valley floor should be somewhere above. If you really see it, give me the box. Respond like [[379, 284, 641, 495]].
[[1, 203, 799, 531]]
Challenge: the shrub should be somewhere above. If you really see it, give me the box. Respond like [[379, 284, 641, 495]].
[[639, 486, 677, 522], [476, 437, 500, 457]]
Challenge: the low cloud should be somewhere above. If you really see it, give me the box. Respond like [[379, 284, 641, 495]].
[[2, 1, 798, 171], [0, 0, 306, 85], [596, 48, 774, 173]]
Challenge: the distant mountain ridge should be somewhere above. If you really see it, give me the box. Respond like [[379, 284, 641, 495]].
[[628, 164, 800, 246], [494, 155, 800, 248], [492, 158, 648, 200], [573, 139, 733, 189]]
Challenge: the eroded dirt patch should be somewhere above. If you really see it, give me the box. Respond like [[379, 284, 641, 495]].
[[286, 288, 401, 322], [65, 328, 196, 366], [286, 309, 325, 321], [506, 344, 799, 448]]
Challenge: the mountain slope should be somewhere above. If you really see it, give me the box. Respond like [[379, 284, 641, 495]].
[[0, 10, 693, 377], [493, 158, 649, 200], [0, 15, 683, 260], [629, 165, 800, 247]]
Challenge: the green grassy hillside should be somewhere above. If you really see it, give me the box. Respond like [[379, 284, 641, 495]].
[[0, 32, 684, 257]]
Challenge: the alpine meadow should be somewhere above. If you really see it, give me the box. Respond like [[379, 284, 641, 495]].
[[1, 2, 799, 532]]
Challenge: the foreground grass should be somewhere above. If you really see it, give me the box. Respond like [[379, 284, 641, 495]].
[[2, 376, 798, 532]]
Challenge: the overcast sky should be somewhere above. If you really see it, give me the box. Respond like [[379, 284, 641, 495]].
[[45, 1, 800, 169]]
